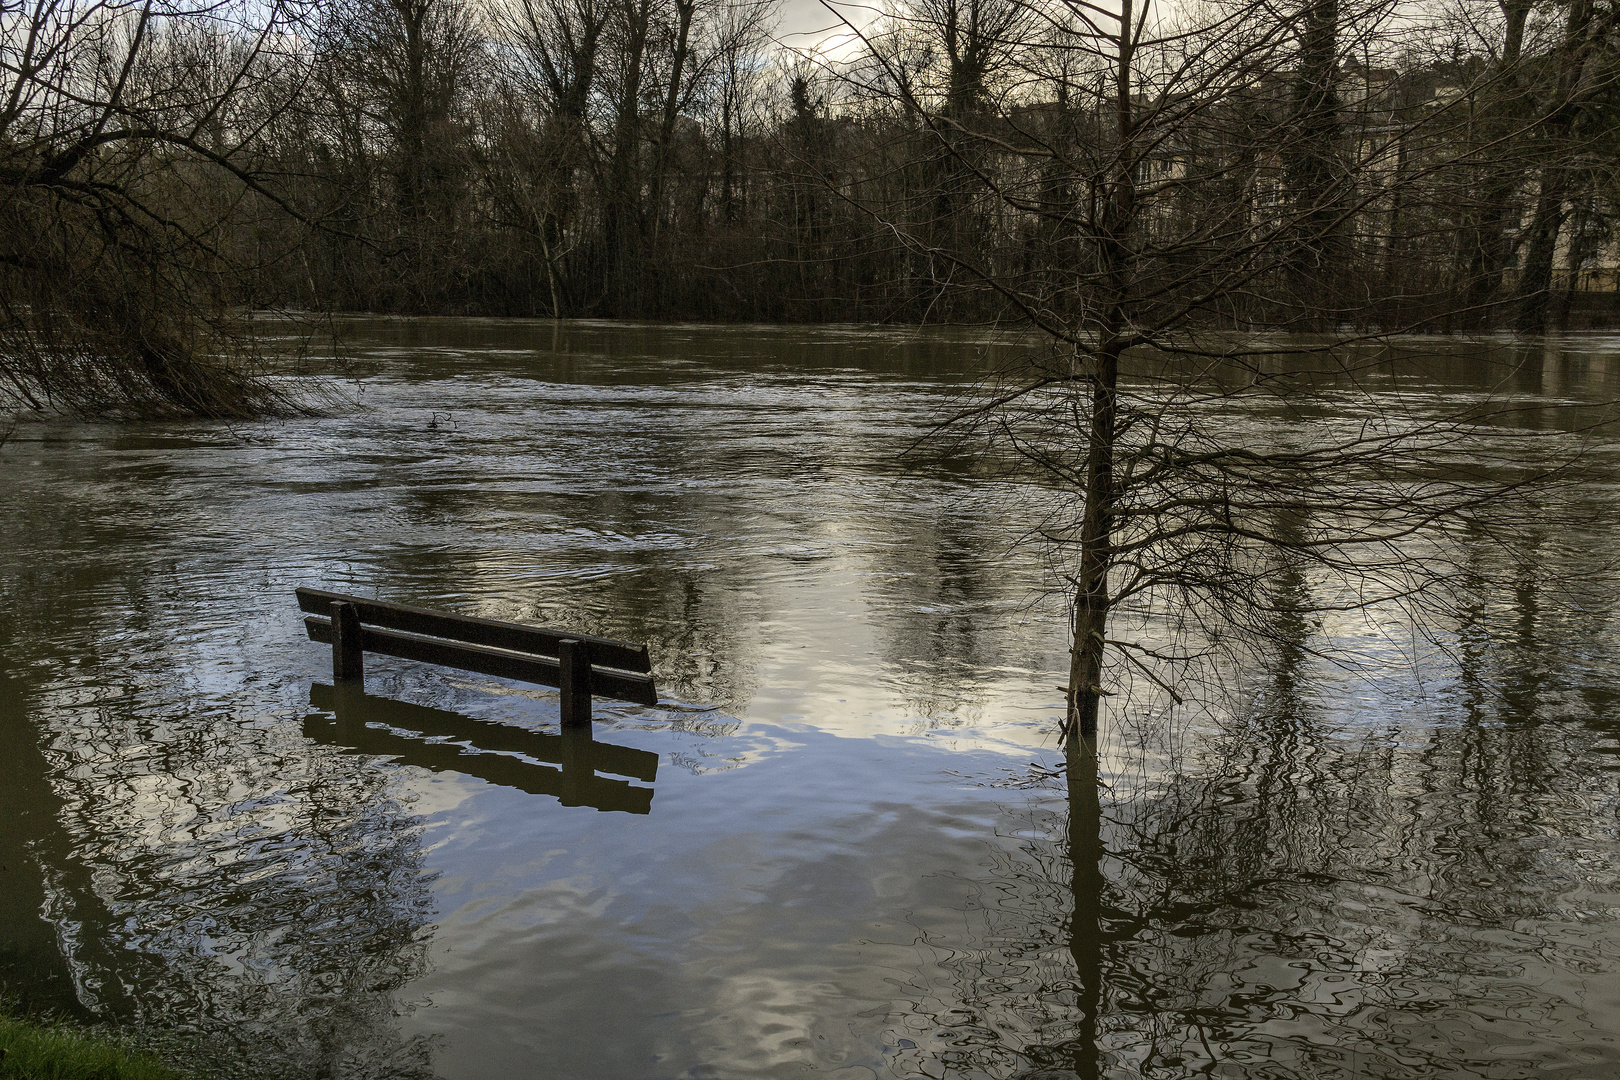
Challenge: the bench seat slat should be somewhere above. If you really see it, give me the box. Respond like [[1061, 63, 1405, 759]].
[[296, 588, 651, 673], [305, 616, 658, 707]]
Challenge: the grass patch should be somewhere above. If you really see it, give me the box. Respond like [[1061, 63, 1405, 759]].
[[0, 1012, 184, 1080]]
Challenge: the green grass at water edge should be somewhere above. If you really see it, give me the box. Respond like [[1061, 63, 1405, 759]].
[[0, 1014, 185, 1080]]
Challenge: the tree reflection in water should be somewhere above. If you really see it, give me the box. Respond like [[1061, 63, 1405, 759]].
[[884, 525, 1619, 1080], [42, 696, 439, 1078], [0, 586, 440, 1079], [0, 660, 97, 1018]]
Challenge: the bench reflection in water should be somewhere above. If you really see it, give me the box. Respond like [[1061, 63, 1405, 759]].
[[304, 683, 657, 814]]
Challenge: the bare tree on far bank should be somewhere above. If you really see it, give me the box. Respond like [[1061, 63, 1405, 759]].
[[0, 0, 319, 417]]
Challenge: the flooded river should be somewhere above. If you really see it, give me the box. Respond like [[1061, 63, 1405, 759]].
[[1, 320, 1617, 1079]]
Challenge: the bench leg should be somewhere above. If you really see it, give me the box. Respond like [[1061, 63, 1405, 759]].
[[331, 601, 364, 687], [558, 723, 592, 805], [558, 638, 592, 728]]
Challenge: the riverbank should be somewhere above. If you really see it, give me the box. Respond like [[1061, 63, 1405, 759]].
[[0, 1008, 183, 1080]]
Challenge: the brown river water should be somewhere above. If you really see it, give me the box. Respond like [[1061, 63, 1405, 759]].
[[0, 319, 1617, 1079]]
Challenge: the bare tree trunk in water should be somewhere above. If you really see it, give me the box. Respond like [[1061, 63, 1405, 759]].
[[1514, 0, 1595, 335], [603, 0, 652, 312], [649, 0, 697, 253], [1067, 344, 1118, 740], [1283, 0, 1343, 325], [1456, 0, 1533, 327], [1553, 195, 1592, 329], [1066, 0, 1131, 739], [1515, 168, 1570, 334], [538, 227, 564, 319], [1067, 730, 1104, 1080]]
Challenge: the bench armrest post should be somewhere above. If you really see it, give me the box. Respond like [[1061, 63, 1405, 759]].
[[332, 601, 365, 687], [558, 639, 592, 728]]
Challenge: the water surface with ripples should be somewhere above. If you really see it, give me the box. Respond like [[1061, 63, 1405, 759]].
[[1, 319, 1617, 1079]]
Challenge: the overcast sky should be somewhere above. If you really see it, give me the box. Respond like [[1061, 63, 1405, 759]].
[[771, 0, 882, 51]]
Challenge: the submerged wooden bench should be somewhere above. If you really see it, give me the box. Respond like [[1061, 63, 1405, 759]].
[[296, 587, 657, 725]]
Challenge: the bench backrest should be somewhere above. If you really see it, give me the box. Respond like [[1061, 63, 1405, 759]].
[[297, 588, 657, 708], [297, 588, 650, 671]]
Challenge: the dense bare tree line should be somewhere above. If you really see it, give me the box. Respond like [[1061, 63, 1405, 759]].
[[287, 0, 1618, 327], [3, 0, 1618, 364], [253, 0, 1617, 331]]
